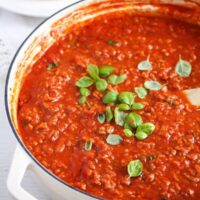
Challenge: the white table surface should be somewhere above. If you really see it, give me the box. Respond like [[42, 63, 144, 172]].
[[0, 8, 49, 200]]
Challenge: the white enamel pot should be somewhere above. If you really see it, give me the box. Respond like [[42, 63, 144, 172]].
[[5, 0, 200, 200]]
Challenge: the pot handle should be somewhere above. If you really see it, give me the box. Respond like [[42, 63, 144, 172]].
[[7, 145, 38, 200]]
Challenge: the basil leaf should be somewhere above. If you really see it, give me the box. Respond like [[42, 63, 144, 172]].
[[144, 80, 163, 91], [108, 74, 127, 85], [137, 122, 155, 135], [117, 74, 127, 84], [97, 113, 105, 124], [125, 112, 143, 128], [124, 121, 132, 130], [80, 88, 90, 97], [99, 66, 114, 77], [85, 140, 93, 151], [76, 76, 94, 88], [114, 108, 127, 126], [96, 79, 108, 91], [131, 103, 144, 110], [118, 92, 135, 106], [108, 75, 117, 84], [106, 106, 113, 123], [135, 131, 148, 140], [107, 39, 119, 46], [127, 160, 143, 177], [123, 129, 134, 137], [106, 134, 123, 145], [134, 87, 148, 99], [117, 104, 130, 111], [87, 64, 99, 81], [138, 60, 152, 71], [78, 96, 87, 105], [47, 61, 59, 70], [103, 91, 118, 104], [166, 98, 174, 106], [175, 58, 192, 77]]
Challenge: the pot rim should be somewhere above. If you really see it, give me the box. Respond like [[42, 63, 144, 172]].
[[4, 0, 101, 199]]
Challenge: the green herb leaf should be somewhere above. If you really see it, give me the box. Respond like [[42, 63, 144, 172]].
[[123, 129, 134, 137], [97, 113, 105, 124], [76, 76, 94, 88], [95, 79, 108, 91], [138, 59, 152, 71], [114, 108, 127, 126], [107, 39, 119, 46], [106, 106, 113, 123], [103, 91, 118, 104], [78, 96, 87, 105], [47, 62, 59, 70], [127, 160, 143, 177], [125, 112, 143, 128], [124, 121, 132, 130], [87, 64, 99, 81], [108, 74, 127, 85], [99, 66, 115, 77], [108, 75, 117, 84], [131, 103, 144, 110], [106, 134, 123, 145], [21, 120, 29, 126], [135, 131, 148, 140], [85, 140, 93, 151], [175, 58, 192, 77], [166, 98, 174, 106], [117, 104, 130, 111], [118, 92, 135, 106], [144, 80, 163, 91], [134, 87, 148, 99], [80, 88, 90, 97], [136, 122, 155, 135]]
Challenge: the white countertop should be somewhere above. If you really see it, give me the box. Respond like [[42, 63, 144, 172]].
[[0, 8, 48, 200]]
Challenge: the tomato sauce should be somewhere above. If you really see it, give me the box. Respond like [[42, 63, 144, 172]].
[[17, 6, 200, 200]]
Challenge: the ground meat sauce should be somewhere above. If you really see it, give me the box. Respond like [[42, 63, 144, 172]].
[[17, 7, 200, 200]]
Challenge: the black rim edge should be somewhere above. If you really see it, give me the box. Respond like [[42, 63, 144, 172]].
[[4, 1, 102, 199]]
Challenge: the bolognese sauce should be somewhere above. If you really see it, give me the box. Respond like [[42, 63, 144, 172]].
[[17, 5, 200, 200]]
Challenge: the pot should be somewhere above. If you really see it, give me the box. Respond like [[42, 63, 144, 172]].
[[5, 0, 200, 200]]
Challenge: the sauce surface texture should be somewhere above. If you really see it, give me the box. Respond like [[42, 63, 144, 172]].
[[18, 8, 200, 200]]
